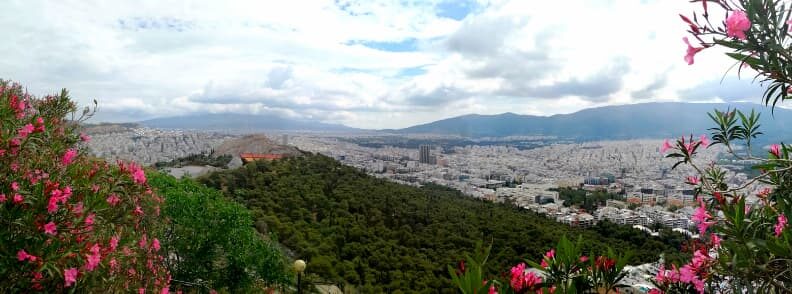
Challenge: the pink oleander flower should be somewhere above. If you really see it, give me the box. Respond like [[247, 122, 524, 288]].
[[152, 238, 161, 252], [85, 213, 95, 226], [139, 288, 146, 294], [133, 205, 144, 216], [686, 176, 700, 185], [544, 248, 555, 259], [683, 37, 704, 65], [109, 258, 119, 271], [711, 234, 721, 248], [43, 221, 57, 235], [660, 139, 673, 153], [47, 196, 59, 213], [770, 144, 781, 158], [17, 123, 34, 138], [64, 268, 78, 288], [85, 244, 101, 271], [510, 263, 526, 291], [34, 117, 45, 132], [110, 235, 120, 251], [80, 133, 91, 142], [11, 181, 19, 191], [699, 134, 709, 148], [726, 10, 751, 40], [579, 255, 589, 263], [131, 166, 147, 185], [139, 234, 148, 248], [523, 271, 542, 289], [775, 214, 788, 237], [0, 193, 6, 202], [72, 202, 84, 215], [61, 149, 78, 166], [17, 249, 31, 261], [488, 285, 497, 294], [757, 187, 772, 199], [13, 193, 23, 204], [107, 194, 121, 206], [161, 288, 169, 294]]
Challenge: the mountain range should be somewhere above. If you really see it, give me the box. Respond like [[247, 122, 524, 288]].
[[392, 102, 792, 141], [139, 102, 792, 141]]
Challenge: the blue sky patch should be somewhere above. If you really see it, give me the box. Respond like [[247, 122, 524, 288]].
[[435, 0, 478, 20], [347, 38, 419, 52]]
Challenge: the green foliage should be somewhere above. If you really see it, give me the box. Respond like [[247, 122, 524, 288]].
[[558, 188, 622, 212], [199, 154, 684, 292], [154, 152, 232, 169], [148, 173, 292, 292], [448, 241, 495, 294]]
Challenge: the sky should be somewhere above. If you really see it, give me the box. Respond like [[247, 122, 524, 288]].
[[0, 0, 771, 129]]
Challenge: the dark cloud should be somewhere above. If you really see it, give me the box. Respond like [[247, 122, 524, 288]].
[[678, 77, 767, 102], [401, 85, 471, 107], [631, 74, 668, 100], [499, 58, 630, 102]]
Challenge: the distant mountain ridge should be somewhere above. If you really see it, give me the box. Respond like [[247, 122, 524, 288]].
[[139, 113, 358, 133], [393, 102, 792, 140]]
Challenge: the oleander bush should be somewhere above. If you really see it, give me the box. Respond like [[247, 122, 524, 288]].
[[0, 80, 170, 292]]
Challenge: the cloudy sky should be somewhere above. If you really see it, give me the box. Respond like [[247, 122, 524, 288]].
[[0, 0, 768, 129]]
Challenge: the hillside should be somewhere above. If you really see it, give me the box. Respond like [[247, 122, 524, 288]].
[[199, 154, 688, 293], [394, 102, 792, 140]]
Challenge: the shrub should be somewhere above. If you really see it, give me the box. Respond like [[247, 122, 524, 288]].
[[0, 80, 170, 293]]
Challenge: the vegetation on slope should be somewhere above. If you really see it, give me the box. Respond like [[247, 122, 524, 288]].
[[149, 173, 292, 292], [199, 154, 687, 293]]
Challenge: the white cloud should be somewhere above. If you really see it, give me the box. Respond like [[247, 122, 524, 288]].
[[0, 0, 764, 129]]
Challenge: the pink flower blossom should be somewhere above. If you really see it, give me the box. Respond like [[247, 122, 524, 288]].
[[134, 205, 144, 216], [660, 139, 673, 153], [579, 255, 589, 263], [109, 258, 119, 270], [711, 234, 721, 248], [17, 123, 34, 139], [17, 249, 31, 261], [509, 263, 526, 291], [139, 288, 146, 294], [47, 196, 59, 213], [770, 144, 781, 158], [544, 249, 555, 259], [80, 133, 91, 142], [152, 238, 161, 252], [699, 134, 709, 148], [110, 235, 120, 251], [775, 214, 788, 237], [131, 166, 147, 185], [0, 194, 6, 202], [13, 193, 23, 204], [64, 268, 78, 287], [106, 194, 121, 206], [540, 259, 548, 268], [683, 37, 704, 65], [34, 117, 45, 132], [43, 221, 57, 235], [85, 213, 95, 226], [85, 244, 101, 271], [139, 234, 148, 249], [488, 285, 497, 294], [61, 149, 78, 166], [686, 176, 700, 185], [10, 181, 19, 191], [726, 10, 751, 40]]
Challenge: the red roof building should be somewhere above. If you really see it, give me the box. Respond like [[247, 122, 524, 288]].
[[240, 153, 287, 164]]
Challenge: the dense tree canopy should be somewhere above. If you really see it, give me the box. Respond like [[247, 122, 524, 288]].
[[200, 154, 686, 293]]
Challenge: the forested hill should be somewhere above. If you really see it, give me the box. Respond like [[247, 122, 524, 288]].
[[200, 154, 687, 292]]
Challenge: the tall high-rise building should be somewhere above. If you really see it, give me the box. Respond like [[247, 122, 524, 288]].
[[419, 145, 431, 164]]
